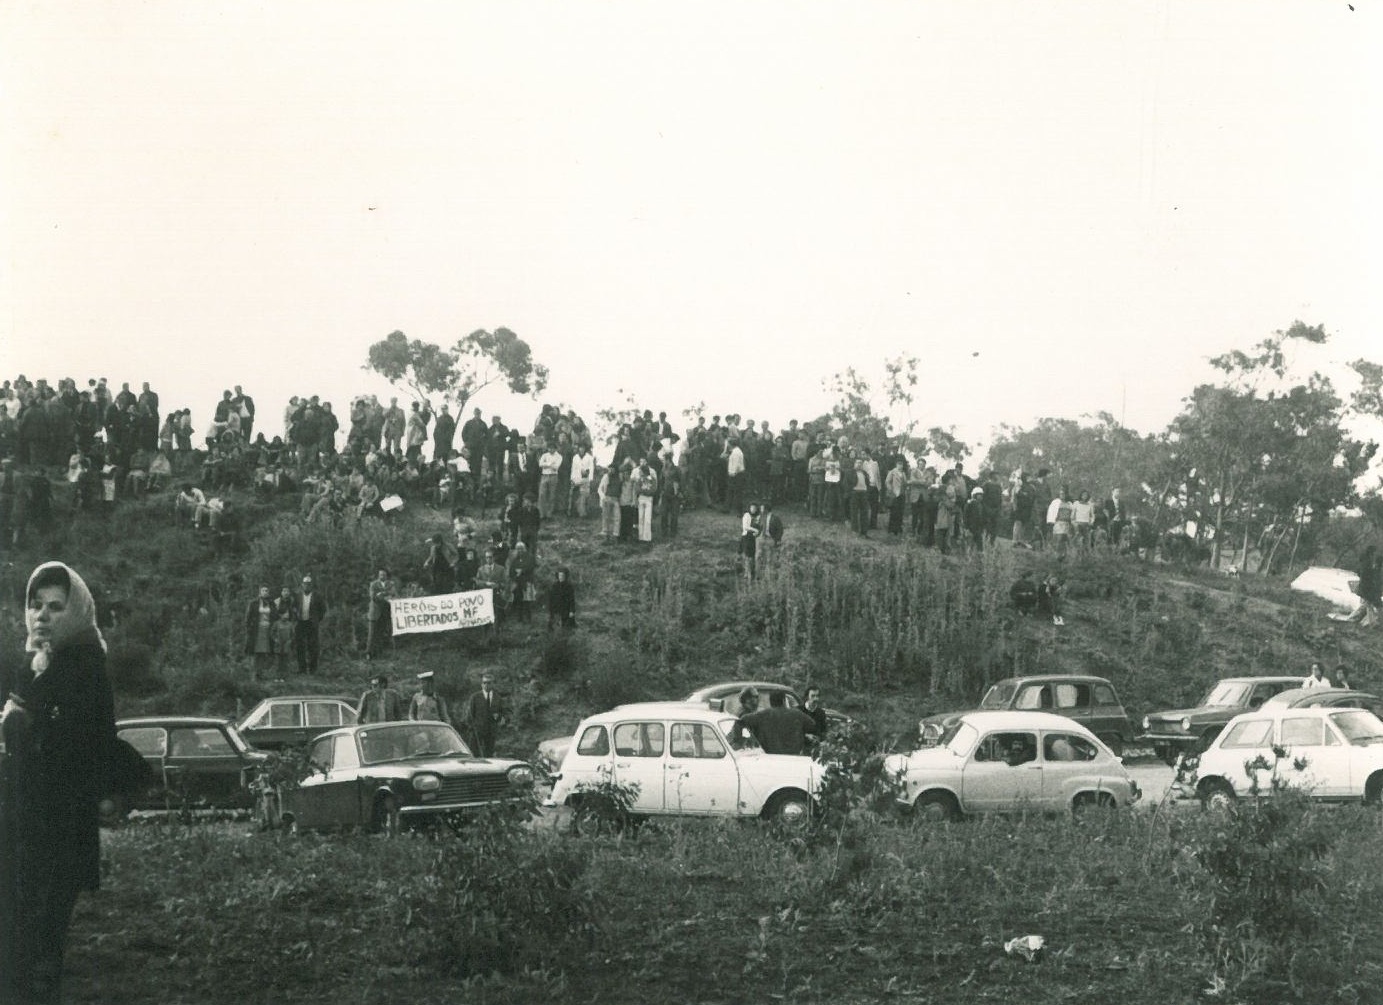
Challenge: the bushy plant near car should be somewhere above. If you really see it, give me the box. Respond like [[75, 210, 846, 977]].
[[1173, 747, 1348, 998], [415, 794, 600, 978]]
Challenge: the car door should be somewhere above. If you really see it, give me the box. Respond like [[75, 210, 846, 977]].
[[1053, 682, 1092, 729], [1213, 718, 1274, 794], [1279, 716, 1351, 798], [164, 726, 245, 807], [610, 721, 666, 814], [665, 722, 739, 815], [961, 730, 1042, 812], [292, 736, 336, 829], [117, 726, 167, 809], [1089, 682, 1127, 740], [1040, 731, 1102, 808]]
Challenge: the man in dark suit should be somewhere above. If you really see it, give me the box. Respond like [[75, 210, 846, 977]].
[[463, 672, 503, 757], [293, 574, 328, 675]]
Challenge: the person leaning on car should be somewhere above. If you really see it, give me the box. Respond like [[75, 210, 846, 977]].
[[731, 689, 819, 755]]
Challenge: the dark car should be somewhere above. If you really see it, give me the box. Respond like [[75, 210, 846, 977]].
[[280, 721, 535, 835], [236, 695, 359, 750], [1264, 687, 1383, 718], [1140, 676, 1301, 765], [918, 675, 1135, 756], [115, 716, 270, 815]]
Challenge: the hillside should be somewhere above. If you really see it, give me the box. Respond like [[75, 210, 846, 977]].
[[4, 486, 1380, 752]]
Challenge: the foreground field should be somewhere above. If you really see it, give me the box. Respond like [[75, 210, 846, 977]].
[[64, 802, 1383, 1005]]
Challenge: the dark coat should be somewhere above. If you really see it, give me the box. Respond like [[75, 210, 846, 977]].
[[1, 641, 116, 894]]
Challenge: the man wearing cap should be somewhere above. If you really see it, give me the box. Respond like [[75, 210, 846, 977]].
[[463, 672, 504, 757], [294, 574, 328, 675], [408, 672, 451, 725], [358, 674, 403, 724]]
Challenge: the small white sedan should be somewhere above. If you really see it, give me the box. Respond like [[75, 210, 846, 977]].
[[547, 703, 821, 826], [1193, 706, 1383, 808], [884, 711, 1140, 821]]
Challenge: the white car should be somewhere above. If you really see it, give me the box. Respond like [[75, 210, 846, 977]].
[[884, 711, 1140, 821], [1193, 706, 1383, 808], [546, 703, 821, 826]]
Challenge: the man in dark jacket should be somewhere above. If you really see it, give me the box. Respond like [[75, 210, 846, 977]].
[[463, 672, 504, 757], [432, 405, 457, 463], [293, 574, 328, 674], [731, 690, 819, 755]]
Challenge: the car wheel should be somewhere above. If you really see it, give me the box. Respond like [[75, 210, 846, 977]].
[[569, 797, 630, 837], [1097, 734, 1124, 758], [1364, 773, 1383, 807], [373, 794, 402, 837], [913, 791, 960, 823], [765, 791, 813, 829], [1072, 791, 1116, 819], [1200, 779, 1236, 811]]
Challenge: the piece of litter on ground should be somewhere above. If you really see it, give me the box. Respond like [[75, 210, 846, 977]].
[[1003, 934, 1046, 962]]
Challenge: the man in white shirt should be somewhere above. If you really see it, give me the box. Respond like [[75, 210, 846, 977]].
[[538, 443, 563, 519], [570, 447, 595, 518], [1301, 663, 1331, 689], [726, 438, 746, 515]]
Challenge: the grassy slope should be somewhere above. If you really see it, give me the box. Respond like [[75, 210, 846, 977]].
[[6, 493, 1383, 1004]]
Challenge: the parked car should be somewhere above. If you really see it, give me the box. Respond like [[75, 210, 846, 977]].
[[1193, 706, 1383, 808], [536, 681, 849, 777], [547, 703, 822, 827], [236, 694, 359, 750], [917, 675, 1135, 756], [279, 721, 535, 835], [886, 711, 1139, 821], [1264, 687, 1383, 718], [114, 716, 270, 815], [1140, 676, 1301, 765]]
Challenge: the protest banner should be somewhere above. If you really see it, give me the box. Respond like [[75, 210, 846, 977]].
[[389, 588, 495, 635]]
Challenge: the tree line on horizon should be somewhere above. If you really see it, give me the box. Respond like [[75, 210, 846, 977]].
[[366, 321, 1383, 576]]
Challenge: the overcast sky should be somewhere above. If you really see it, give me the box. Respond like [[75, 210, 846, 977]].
[[3, 1, 1379, 459]]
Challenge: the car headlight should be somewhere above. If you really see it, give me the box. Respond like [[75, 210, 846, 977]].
[[412, 773, 442, 792], [1142, 716, 1150, 730], [1180, 717, 1192, 732], [508, 765, 534, 787]]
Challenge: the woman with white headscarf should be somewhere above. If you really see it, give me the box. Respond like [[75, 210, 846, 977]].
[[1, 561, 117, 1004]]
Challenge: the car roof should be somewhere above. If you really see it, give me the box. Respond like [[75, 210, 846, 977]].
[[1266, 687, 1379, 707], [952, 710, 1099, 732], [988, 674, 1114, 687], [684, 681, 798, 700], [1214, 676, 1303, 684], [1229, 705, 1366, 722], [117, 716, 233, 728], [582, 703, 734, 725], [246, 694, 357, 704]]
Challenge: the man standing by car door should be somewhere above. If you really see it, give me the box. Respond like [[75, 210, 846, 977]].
[[294, 575, 328, 675], [358, 674, 403, 724], [463, 672, 504, 757]]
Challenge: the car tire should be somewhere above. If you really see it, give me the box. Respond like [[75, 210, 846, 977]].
[[1097, 734, 1125, 758], [373, 794, 402, 837], [1199, 779, 1236, 811], [1364, 773, 1383, 808], [914, 791, 960, 823], [1072, 791, 1116, 819], [569, 797, 636, 837], [765, 791, 813, 829]]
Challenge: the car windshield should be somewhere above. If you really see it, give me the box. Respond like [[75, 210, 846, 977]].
[[359, 724, 471, 764], [222, 724, 252, 754], [1201, 682, 1251, 707], [979, 684, 1015, 710], [1331, 710, 1383, 745], [944, 722, 980, 757]]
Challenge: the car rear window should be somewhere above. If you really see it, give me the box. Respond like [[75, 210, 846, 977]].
[[1053, 684, 1090, 710], [576, 725, 609, 756], [1220, 719, 1272, 749], [306, 701, 343, 727], [671, 723, 727, 759]]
